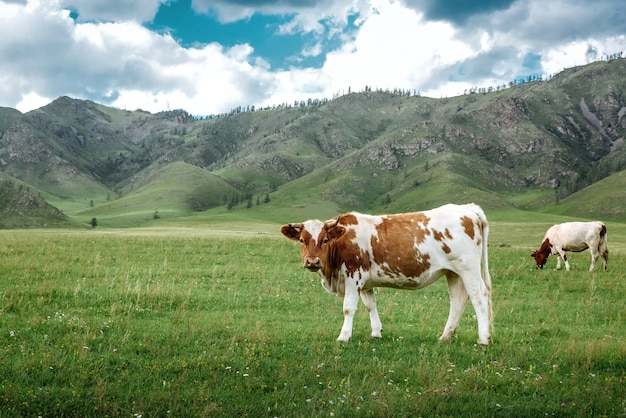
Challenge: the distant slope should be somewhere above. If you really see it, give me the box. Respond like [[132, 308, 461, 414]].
[[72, 162, 239, 226], [0, 177, 75, 228], [540, 169, 626, 221], [273, 151, 515, 214]]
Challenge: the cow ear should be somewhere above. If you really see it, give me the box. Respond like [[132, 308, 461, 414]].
[[281, 224, 301, 241], [327, 225, 345, 240]]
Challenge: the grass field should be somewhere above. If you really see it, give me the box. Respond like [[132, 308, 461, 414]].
[[0, 222, 625, 417]]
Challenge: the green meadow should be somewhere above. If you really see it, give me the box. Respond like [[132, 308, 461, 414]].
[[0, 222, 625, 417]]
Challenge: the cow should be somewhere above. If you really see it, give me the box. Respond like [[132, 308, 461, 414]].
[[531, 221, 608, 271], [280, 203, 493, 346]]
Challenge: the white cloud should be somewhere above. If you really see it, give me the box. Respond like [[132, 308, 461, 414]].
[[15, 92, 51, 113], [540, 36, 626, 76], [318, 1, 475, 96]]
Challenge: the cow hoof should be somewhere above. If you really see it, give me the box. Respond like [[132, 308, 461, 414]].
[[336, 336, 351, 342], [476, 338, 491, 349]]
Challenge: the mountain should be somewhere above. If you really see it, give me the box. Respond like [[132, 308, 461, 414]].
[[1, 59, 625, 227]]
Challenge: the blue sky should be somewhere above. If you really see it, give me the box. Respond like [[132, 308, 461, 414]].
[[147, 0, 350, 69], [0, 0, 624, 116]]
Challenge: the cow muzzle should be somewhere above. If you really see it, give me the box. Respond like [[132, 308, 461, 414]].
[[304, 257, 322, 271]]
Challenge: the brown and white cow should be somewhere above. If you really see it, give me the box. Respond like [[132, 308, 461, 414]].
[[281, 203, 493, 346], [531, 221, 608, 271]]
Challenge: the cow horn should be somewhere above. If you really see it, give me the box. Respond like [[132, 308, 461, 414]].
[[325, 217, 339, 228], [289, 222, 303, 231]]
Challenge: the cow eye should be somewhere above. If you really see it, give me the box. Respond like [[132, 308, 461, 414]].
[[322, 237, 329, 244], [299, 238, 305, 243]]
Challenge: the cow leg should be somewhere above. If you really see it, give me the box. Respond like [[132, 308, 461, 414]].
[[360, 289, 382, 339], [602, 247, 609, 271], [589, 247, 599, 272], [337, 287, 359, 342], [458, 270, 492, 347], [562, 253, 571, 271], [440, 273, 468, 343], [555, 248, 570, 271]]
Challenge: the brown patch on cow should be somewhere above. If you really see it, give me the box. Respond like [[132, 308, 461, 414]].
[[433, 228, 453, 242], [338, 213, 359, 226], [460, 215, 475, 240], [432, 228, 453, 254], [324, 227, 371, 279], [371, 214, 432, 277]]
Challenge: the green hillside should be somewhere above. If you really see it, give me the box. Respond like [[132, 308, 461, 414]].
[[72, 162, 239, 227], [540, 170, 626, 221]]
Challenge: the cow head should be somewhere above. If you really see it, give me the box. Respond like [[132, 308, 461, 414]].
[[281, 218, 346, 272], [531, 238, 551, 269]]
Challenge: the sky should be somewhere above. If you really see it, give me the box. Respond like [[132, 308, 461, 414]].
[[0, 0, 624, 117]]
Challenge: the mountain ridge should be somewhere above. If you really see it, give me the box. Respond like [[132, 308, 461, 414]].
[[1, 59, 625, 227]]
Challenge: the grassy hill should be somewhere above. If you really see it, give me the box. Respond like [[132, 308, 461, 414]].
[[540, 170, 626, 220], [72, 162, 240, 227]]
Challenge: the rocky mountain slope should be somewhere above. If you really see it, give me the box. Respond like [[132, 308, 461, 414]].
[[0, 179, 74, 228]]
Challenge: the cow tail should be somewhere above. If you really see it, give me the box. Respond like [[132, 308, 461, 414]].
[[476, 206, 493, 333], [599, 223, 609, 268], [476, 209, 492, 292]]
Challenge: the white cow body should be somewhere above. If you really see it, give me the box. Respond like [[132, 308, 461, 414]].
[[532, 221, 608, 271], [281, 203, 493, 346]]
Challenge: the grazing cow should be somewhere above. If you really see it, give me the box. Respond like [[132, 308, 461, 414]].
[[531, 221, 608, 271], [280, 203, 493, 346]]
